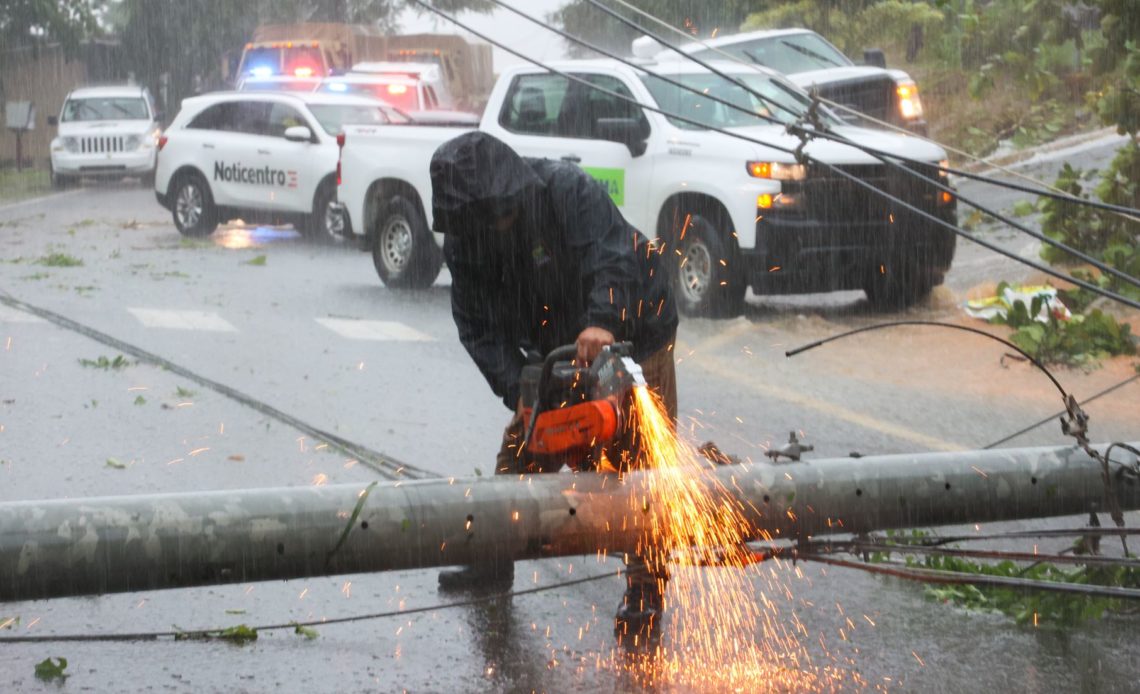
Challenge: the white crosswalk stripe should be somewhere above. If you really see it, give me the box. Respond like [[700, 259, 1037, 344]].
[[128, 308, 237, 332], [316, 318, 434, 342]]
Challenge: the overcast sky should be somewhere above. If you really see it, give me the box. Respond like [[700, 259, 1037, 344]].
[[396, 0, 572, 71]]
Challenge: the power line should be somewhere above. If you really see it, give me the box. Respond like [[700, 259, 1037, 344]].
[[404, 0, 1140, 311], [578, 0, 1140, 293], [601, 0, 1140, 224]]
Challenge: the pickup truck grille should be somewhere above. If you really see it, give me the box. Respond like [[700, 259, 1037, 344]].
[[79, 136, 127, 154], [792, 162, 942, 222], [813, 76, 895, 124]]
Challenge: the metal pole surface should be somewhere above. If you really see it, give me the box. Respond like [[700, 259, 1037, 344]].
[[1, 443, 1136, 602]]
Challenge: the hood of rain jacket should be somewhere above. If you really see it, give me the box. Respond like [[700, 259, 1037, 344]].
[[430, 132, 677, 409]]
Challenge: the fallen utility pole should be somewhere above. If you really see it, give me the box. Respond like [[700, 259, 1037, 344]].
[[1, 443, 1137, 603]]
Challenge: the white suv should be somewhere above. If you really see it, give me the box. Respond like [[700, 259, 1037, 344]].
[[48, 85, 162, 188], [153, 91, 394, 239]]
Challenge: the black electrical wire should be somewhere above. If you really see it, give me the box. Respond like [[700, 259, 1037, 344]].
[[808, 554, 1140, 600], [0, 291, 436, 481], [0, 569, 620, 644], [404, 0, 1140, 312], [784, 320, 1069, 401], [985, 374, 1140, 449], [596, 0, 1140, 220], [577, 0, 1140, 293]]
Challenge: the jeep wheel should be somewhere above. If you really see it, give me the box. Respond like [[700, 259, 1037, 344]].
[[49, 164, 71, 190], [171, 172, 218, 237], [371, 195, 442, 289], [673, 215, 745, 318]]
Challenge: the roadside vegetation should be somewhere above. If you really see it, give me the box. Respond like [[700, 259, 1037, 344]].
[[0, 169, 52, 204]]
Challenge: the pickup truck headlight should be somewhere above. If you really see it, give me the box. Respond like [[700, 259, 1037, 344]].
[[896, 81, 924, 121], [747, 161, 806, 181]]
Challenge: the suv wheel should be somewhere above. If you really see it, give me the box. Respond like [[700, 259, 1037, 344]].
[[673, 214, 745, 318], [304, 180, 344, 243], [171, 172, 218, 237], [371, 195, 442, 289]]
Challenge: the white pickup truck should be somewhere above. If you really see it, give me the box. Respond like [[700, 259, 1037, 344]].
[[335, 58, 956, 315]]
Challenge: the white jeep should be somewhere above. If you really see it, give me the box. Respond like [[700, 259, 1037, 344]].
[[48, 85, 162, 188]]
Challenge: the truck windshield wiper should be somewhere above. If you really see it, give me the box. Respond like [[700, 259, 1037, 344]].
[[779, 40, 842, 68]]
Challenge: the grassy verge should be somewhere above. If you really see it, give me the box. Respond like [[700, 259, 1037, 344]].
[[0, 168, 53, 205]]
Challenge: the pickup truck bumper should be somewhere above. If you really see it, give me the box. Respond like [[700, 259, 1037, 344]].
[[747, 198, 957, 295]]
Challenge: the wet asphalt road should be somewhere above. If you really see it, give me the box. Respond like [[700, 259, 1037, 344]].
[[1, 134, 1138, 692]]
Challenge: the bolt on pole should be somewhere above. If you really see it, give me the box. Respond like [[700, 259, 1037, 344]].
[[0, 443, 1136, 603]]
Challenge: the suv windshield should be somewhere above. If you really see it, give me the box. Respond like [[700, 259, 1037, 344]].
[[61, 97, 149, 122], [690, 33, 852, 74], [640, 72, 837, 130], [307, 103, 400, 134]]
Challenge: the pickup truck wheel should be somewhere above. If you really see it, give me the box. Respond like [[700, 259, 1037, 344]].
[[372, 195, 442, 289], [171, 172, 218, 237], [863, 261, 934, 311], [674, 215, 745, 318], [304, 180, 345, 244]]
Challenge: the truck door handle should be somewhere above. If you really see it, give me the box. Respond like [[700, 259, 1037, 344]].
[[257, 149, 271, 155], [561, 154, 582, 163], [201, 143, 215, 150]]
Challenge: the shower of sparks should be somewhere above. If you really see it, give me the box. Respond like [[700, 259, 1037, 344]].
[[609, 385, 852, 691]]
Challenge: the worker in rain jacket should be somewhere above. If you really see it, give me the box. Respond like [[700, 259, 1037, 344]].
[[430, 131, 677, 640]]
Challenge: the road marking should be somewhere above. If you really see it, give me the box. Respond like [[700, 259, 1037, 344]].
[[128, 308, 237, 332], [0, 189, 85, 213], [316, 318, 434, 342], [679, 325, 964, 452], [0, 305, 46, 323]]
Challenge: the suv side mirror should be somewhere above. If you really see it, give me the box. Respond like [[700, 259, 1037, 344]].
[[283, 125, 313, 142], [154, 110, 165, 123], [595, 117, 647, 157], [863, 48, 887, 68], [47, 115, 58, 127]]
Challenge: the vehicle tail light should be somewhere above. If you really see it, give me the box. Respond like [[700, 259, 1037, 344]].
[[336, 132, 345, 185], [158, 135, 168, 151], [387, 84, 408, 95]]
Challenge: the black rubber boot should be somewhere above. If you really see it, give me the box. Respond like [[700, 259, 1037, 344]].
[[614, 566, 666, 648], [437, 560, 515, 592]]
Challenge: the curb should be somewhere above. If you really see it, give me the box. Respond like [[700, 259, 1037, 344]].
[[959, 127, 1121, 173]]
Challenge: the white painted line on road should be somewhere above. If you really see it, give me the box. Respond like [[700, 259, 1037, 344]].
[[316, 318, 434, 342], [692, 354, 964, 452], [679, 327, 964, 453], [0, 189, 84, 213], [128, 308, 237, 332], [0, 305, 46, 323]]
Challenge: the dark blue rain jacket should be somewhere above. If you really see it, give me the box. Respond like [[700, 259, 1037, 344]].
[[430, 132, 677, 408]]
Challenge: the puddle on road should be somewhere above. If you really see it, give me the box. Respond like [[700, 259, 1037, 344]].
[[212, 222, 302, 250]]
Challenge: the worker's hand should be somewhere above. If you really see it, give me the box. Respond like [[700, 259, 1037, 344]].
[[576, 326, 615, 364]]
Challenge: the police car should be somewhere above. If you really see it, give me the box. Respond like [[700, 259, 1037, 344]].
[[154, 90, 394, 239]]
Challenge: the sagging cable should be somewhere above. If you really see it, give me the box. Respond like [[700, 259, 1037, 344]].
[[405, 0, 1140, 313], [579, 0, 1140, 292], [602, 0, 1140, 223]]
